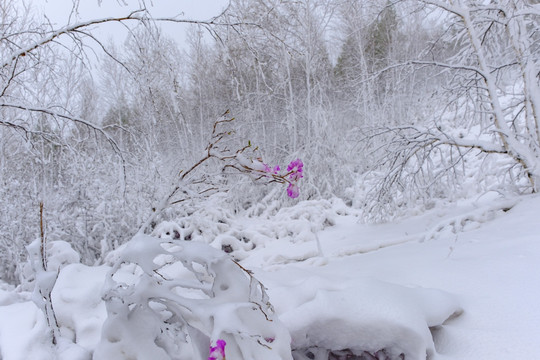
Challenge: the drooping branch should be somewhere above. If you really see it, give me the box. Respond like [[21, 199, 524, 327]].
[[137, 111, 303, 235], [360, 122, 527, 221], [373, 60, 490, 81], [0, 103, 123, 156], [2, 10, 262, 69]]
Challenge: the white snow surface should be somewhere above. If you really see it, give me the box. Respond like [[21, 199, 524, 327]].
[[1, 193, 539, 359]]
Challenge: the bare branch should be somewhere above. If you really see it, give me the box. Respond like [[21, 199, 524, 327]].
[[2, 12, 261, 69], [372, 60, 489, 82], [0, 103, 120, 151]]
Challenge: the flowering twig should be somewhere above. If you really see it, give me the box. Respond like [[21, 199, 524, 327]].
[[138, 111, 304, 234]]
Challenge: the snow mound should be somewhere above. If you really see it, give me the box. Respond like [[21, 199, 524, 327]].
[[51, 264, 110, 352], [256, 258, 463, 360], [0, 281, 18, 306], [282, 278, 461, 359], [46, 240, 81, 272], [0, 302, 53, 360]]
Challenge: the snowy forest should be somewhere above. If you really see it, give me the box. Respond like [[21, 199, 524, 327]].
[[1, 0, 539, 359]]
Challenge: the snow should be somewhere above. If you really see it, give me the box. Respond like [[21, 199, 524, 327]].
[[52, 264, 109, 352], [45, 241, 81, 272], [0, 282, 17, 306], [0, 302, 53, 360], [285, 193, 539, 360], [1, 193, 540, 359], [277, 277, 460, 359]]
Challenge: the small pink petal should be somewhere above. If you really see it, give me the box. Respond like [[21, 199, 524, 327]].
[[287, 183, 299, 198]]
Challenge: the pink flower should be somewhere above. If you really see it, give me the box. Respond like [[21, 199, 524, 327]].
[[284, 158, 304, 198], [287, 183, 299, 198], [260, 158, 303, 198], [209, 339, 226, 360], [287, 159, 303, 173], [287, 159, 304, 181]]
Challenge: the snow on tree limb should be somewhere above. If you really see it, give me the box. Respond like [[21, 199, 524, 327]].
[[366, 0, 540, 202], [0, 102, 123, 157], [2, 10, 261, 69]]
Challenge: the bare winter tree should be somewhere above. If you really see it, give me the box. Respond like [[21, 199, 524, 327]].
[[362, 0, 540, 219]]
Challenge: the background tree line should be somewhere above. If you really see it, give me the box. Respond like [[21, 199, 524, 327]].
[[1, 0, 538, 283]]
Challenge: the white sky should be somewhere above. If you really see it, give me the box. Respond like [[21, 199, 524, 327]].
[[33, 0, 230, 50]]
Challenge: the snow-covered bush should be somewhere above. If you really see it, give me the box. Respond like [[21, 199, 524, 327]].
[[19, 239, 81, 291], [94, 234, 292, 360], [150, 196, 357, 266]]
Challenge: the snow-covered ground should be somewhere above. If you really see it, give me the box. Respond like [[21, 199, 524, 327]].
[[0, 193, 539, 359], [256, 193, 540, 359]]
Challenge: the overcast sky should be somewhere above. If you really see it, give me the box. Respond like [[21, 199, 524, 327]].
[[34, 0, 230, 49]]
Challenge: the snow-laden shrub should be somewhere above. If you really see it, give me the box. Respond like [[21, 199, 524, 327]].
[[19, 240, 81, 292], [155, 193, 237, 244], [153, 221, 183, 240], [94, 234, 292, 360], [151, 197, 358, 265]]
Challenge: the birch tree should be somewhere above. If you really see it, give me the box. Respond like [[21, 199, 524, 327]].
[[364, 0, 540, 219]]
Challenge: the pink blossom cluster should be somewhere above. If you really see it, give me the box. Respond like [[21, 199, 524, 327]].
[[208, 339, 226, 360], [286, 159, 303, 198], [262, 158, 304, 199]]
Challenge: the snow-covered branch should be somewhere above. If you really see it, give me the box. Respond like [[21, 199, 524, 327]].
[[361, 121, 528, 221], [376, 0, 540, 195], [373, 60, 489, 81], [418, 0, 465, 17], [0, 103, 123, 157], [2, 11, 261, 69]]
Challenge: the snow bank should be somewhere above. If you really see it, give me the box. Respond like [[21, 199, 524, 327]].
[[255, 261, 462, 360], [281, 279, 461, 359]]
